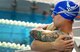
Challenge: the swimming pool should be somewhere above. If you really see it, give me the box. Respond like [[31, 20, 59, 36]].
[[0, 17, 49, 52], [0, 10, 53, 52], [0, 10, 52, 44]]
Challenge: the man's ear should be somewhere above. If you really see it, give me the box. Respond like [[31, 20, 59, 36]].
[[76, 16, 80, 18]]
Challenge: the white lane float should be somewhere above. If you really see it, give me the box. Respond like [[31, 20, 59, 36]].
[[0, 19, 46, 27], [0, 42, 31, 50]]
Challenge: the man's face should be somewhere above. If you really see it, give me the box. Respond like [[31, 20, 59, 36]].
[[52, 14, 65, 28], [52, 14, 73, 28]]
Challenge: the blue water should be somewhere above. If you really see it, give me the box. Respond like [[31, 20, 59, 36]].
[[0, 10, 53, 24], [0, 24, 33, 45]]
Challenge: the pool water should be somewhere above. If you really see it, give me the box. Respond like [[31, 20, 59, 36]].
[[0, 10, 53, 24], [0, 23, 33, 45]]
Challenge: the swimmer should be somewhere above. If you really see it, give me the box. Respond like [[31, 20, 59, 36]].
[[30, 1, 79, 52]]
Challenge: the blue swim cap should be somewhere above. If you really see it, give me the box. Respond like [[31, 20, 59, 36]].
[[53, 1, 79, 20]]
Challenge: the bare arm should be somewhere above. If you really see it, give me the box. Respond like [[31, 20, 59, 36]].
[[31, 35, 74, 52], [30, 29, 68, 42], [31, 40, 56, 51]]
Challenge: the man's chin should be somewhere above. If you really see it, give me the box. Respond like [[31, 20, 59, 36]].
[[54, 25, 59, 28]]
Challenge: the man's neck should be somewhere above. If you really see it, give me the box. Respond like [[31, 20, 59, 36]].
[[59, 23, 72, 34]]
